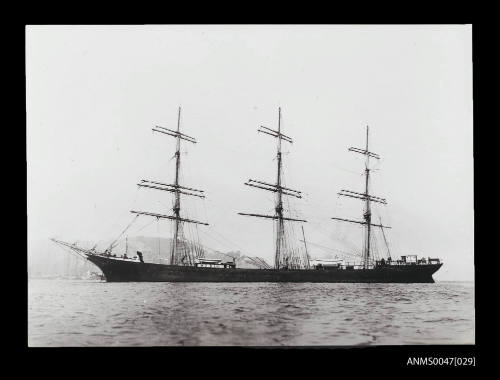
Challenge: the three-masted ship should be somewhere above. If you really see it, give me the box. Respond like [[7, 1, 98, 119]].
[[52, 108, 442, 282]]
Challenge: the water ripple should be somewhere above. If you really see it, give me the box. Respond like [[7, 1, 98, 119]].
[[28, 279, 474, 346]]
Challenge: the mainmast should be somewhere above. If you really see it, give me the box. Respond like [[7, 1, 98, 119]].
[[363, 126, 372, 268], [275, 107, 284, 269], [331, 126, 391, 269], [131, 106, 208, 266], [238, 107, 306, 269], [172, 107, 182, 265]]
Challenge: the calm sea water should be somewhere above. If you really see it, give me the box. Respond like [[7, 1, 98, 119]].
[[28, 279, 474, 346]]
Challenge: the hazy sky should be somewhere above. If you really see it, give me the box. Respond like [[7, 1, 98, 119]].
[[26, 25, 473, 281]]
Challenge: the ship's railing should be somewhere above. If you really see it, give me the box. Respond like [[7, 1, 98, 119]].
[[311, 257, 442, 270], [375, 257, 441, 267], [92, 252, 141, 262]]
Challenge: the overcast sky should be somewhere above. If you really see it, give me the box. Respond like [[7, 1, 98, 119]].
[[26, 25, 473, 281]]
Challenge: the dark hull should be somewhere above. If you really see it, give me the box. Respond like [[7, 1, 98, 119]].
[[87, 255, 442, 283]]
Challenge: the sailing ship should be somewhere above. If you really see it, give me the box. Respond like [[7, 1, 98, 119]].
[[52, 108, 442, 282]]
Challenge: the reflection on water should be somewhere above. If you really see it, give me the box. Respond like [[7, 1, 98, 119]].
[[28, 279, 474, 346]]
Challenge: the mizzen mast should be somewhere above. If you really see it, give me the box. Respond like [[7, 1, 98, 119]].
[[331, 126, 391, 268], [239, 107, 306, 269], [131, 107, 208, 266]]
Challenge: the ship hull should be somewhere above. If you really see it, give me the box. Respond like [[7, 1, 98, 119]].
[[87, 255, 442, 283]]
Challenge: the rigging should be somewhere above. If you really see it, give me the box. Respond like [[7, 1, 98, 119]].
[[238, 108, 308, 269], [331, 126, 391, 269], [132, 107, 208, 266]]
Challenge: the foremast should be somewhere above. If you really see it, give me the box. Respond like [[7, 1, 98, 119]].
[[239, 108, 306, 269], [131, 107, 208, 266], [332, 126, 391, 269]]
